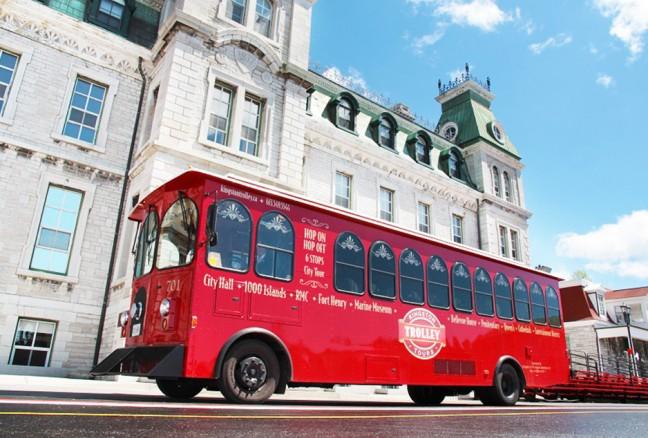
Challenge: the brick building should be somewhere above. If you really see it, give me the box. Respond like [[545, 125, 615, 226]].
[[1, 0, 533, 376]]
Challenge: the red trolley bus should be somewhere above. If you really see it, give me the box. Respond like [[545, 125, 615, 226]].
[[93, 170, 569, 405]]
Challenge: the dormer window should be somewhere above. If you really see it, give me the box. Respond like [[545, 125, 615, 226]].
[[97, 0, 126, 30], [407, 132, 431, 165], [337, 98, 354, 130], [254, 0, 273, 37], [441, 148, 476, 188], [227, 0, 247, 24], [378, 117, 395, 149], [449, 150, 461, 179], [327, 93, 359, 133]]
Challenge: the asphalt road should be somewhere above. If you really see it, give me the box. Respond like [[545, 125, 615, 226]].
[[1, 391, 648, 437]]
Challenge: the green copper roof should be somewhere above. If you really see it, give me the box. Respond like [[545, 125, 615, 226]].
[[437, 88, 520, 159]]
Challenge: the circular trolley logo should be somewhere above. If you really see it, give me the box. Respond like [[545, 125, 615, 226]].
[[399, 308, 446, 360]]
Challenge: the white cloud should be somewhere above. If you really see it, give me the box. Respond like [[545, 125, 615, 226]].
[[412, 26, 447, 53], [406, 0, 512, 32], [321, 66, 384, 104], [529, 33, 573, 54], [556, 210, 648, 280], [596, 73, 615, 88], [589, 44, 600, 55], [594, 0, 648, 60]]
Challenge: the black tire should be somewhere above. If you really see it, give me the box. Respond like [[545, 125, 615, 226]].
[[156, 378, 204, 399], [407, 385, 446, 405], [479, 363, 522, 406], [220, 340, 279, 404]]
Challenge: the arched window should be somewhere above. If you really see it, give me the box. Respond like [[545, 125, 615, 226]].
[[492, 166, 501, 197], [449, 150, 461, 179], [494, 273, 513, 319], [427, 256, 449, 308], [531, 282, 547, 324], [207, 200, 251, 272], [503, 171, 513, 202], [134, 209, 158, 278], [474, 268, 494, 316], [334, 232, 365, 294], [226, 0, 247, 24], [513, 278, 530, 322], [369, 241, 396, 299], [157, 196, 198, 269], [400, 249, 424, 305], [415, 135, 430, 165], [254, 0, 273, 37], [452, 262, 473, 312], [337, 97, 355, 131], [546, 286, 562, 327], [255, 212, 294, 280], [378, 116, 396, 149]]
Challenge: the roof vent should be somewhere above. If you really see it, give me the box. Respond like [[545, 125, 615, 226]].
[[392, 103, 415, 122]]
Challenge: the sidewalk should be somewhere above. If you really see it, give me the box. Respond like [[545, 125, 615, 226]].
[[0, 374, 423, 403]]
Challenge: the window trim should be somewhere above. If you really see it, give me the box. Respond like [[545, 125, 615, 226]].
[[368, 241, 397, 301], [254, 210, 295, 282], [333, 231, 365, 295], [51, 66, 119, 153], [492, 165, 501, 198], [451, 213, 463, 244], [417, 201, 431, 234], [18, 174, 96, 284], [378, 186, 395, 222], [87, 0, 134, 36], [9, 317, 58, 368], [206, 199, 253, 274], [399, 248, 425, 306], [0, 41, 33, 126]]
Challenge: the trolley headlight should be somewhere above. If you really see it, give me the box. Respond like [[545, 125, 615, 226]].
[[160, 298, 171, 317], [130, 302, 141, 319], [118, 311, 129, 328]]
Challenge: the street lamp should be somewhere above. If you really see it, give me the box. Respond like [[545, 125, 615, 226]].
[[620, 304, 636, 377]]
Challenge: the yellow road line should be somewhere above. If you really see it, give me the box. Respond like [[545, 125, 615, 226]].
[[0, 410, 646, 420]]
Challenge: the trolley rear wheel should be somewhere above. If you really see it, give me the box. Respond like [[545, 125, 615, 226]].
[[407, 385, 446, 405], [156, 378, 204, 399], [220, 340, 279, 404], [478, 363, 522, 406]]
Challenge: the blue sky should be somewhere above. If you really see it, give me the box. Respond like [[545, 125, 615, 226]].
[[310, 0, 648, 289]]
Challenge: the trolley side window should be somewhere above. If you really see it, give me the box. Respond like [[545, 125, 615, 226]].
[[157, 196, 198, 269], [452, 262, 473, 313], [531, 282, 547, 325], [369, 241, 396, 299], [474, 267, 494, 316], [334, 232, 365, 294], [206, 200, 251, 272], [546, 286, 562, 328], [494, 273, 513, 319], [427, 256, 449, 309], [513, 278, 531, 322], [134, 210, 158, 278], [399, 249, 424, 305], [255, 212, 294, 281]]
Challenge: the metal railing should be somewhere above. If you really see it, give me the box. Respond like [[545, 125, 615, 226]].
[[569, 351, 648, 380]]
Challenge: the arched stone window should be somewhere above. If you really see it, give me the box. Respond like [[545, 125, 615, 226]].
[[254, 0, 273, 37], [406, 131, 431, 165], [492, 166, 501, 197], [503, 171, 513, 203]]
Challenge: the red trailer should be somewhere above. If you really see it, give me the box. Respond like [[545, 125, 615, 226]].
[[92, 170, 569, 405]]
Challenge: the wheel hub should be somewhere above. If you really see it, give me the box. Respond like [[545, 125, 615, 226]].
[[237, 356, 267, 391]]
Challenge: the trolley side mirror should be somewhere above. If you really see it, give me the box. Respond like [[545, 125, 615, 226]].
[[206, 203, 217, 247]]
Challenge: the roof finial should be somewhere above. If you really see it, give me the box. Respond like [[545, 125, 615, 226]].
[[438, 79, 441, 91], [465, 62, 470, 78], [486, 76, 491, 90]]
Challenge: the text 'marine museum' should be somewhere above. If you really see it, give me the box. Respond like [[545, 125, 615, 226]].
[[0, 0, 530, 376]]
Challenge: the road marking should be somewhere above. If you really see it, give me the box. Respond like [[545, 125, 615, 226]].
[[1, 410, 647, 420]]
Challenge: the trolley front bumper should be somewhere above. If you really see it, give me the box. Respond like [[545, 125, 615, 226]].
[[91, 345, 185, 379]]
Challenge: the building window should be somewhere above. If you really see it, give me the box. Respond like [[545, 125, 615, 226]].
[[334, 232, 365, 294], [335, 172, 352, 209], [499, 225, 509, 257], [510, 229, 520, 261], [207, 200, 251, 272], [96, 0, 126, 30], [337, 98, 354, 130], [449, 150, 461, 179], [49, 0, 87, 20], [239, 95, 262, 156], [503, 171, 513, 202], [427, 256, 449, 308], [157, 196, 198, 270], [452, 214, 463, 244], [0, 49, 19, 116], [10, 318, 57, 367], [414, 134, 430, 165], [207, 83, 233, 145], [492, 166, 501, 197], [417, 202, 430, 234], [379, 187, 394, 222], [30, 185, 83, 275], [369, 241, 396, 299], [254, 0, 273, 37], [63, 77, 107, 145], [400, 249, 424, 305], [378, 116, 395, 149], [255, 212, 294, 281], [226, 0, 247, 24]]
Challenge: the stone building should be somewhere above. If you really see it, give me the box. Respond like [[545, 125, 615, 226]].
[[0, 0, 533, 376]]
